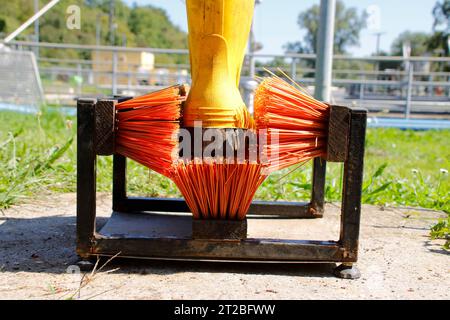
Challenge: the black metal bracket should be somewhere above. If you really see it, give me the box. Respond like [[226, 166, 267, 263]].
[[76, 98, 367, 277]]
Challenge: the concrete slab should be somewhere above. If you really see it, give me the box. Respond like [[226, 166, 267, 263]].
[[0, 193, 448, 300]]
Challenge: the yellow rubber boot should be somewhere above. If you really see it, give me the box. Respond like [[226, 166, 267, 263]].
[[184, 0, 255, 129]]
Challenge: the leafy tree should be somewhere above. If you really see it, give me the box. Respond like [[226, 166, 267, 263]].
[[128, 6, 187, 49], [390, 1, 448, 58], [128, 5, 188, 64], [426, 0, 450, 56], [0, 0, 187, 63], [285, 0, 367, 55], [427, 31, 449, 56], [391, 31, 431, 56], [431, 0, 450, 31]]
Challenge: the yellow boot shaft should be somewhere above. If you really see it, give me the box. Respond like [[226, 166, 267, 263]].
[[184, 0, 255, 128]]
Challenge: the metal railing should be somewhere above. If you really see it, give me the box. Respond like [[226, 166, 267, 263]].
[[3, 40, 450, 118]]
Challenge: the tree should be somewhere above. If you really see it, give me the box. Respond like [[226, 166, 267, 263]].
[[285, 0, 367, 55], [128, 5, 188, 64], [426, 0, 450, 56], [427, 31, 449, 56], [0, 18, 5, 33], [431, 0, 450, 32], [391, 31, 431, 56], [0, 0, 187, 63]]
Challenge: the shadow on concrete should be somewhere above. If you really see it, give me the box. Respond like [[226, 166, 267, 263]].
[[0, 216, 337, 278], [423, 239, 449, 256]]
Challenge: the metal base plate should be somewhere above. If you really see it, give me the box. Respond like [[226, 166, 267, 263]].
[[99, 211, 192, 239], [92, 211, 349, 264]]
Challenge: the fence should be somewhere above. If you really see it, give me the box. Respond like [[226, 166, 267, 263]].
[[3, 40, 450, 119]]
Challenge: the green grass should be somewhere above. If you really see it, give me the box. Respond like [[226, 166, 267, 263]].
[[258, 128, 450, 212], [0, 109, 449, 246]]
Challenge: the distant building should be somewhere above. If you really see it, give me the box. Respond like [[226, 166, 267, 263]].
[[92, 51, 189, 90], [92, 51, 155, 87]]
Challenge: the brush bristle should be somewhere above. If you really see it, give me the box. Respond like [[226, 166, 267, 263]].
[[115, 85, 186, 177], [172, 160, 267, 220], [116, 78, 328, 220], [254, 77, 330, 172]]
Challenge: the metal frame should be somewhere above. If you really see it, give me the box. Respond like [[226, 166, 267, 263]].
[[76, 98, 367, 278]]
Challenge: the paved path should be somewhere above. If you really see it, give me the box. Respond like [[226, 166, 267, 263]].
[[0, 193, 448, 300]]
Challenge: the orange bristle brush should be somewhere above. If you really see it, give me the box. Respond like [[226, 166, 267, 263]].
[[254, 76, 330, 172], [116, 1, 334, 221], [115, 85, 187, 177], [172, 160, 266, 220], [114, 83, 267, 220], [166, 0, 265, 220], [114, 1, 331, 222]]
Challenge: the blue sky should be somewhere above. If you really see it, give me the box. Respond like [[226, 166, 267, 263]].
[[123, 0, 437, 56]]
